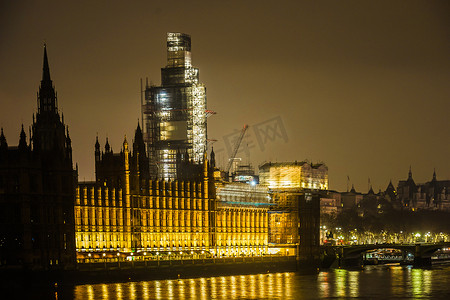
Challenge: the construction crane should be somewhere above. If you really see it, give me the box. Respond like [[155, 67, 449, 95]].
[[225, 124, 249, 176]]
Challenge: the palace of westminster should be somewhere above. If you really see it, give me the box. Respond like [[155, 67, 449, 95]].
[[0, 33, 448, 270]]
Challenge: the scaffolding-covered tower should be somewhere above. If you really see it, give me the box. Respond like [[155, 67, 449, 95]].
[[143, 33, 207, 180]]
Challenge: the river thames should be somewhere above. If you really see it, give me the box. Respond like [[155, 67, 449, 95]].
[[17, 264, 448, 299]]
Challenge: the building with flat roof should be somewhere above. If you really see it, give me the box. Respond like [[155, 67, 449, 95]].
[[259, 161, 328, 190]]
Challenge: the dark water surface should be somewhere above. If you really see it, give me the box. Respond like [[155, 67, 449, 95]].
[[13, 265, 450, 299]]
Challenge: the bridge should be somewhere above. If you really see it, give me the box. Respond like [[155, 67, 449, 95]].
[[321, 242, 450, 268]]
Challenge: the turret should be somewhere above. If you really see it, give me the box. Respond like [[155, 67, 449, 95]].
[[95, 135, 101, 162], [66, 126, 72, 160], [132, 122, 146, 156], [18, 125, 27, 150], [210, 147, 216, 169], [123, 136, 130, 197], [203, 150, 208, 196], [105, 138, 111, 153], [0, 128, 8, 150]]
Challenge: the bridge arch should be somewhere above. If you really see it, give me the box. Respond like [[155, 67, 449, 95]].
[[331, 242, 450, 268]]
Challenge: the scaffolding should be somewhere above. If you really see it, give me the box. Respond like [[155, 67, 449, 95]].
[[143, 33, 207, 180], [216, 182, 272, 208], [258, 162, 328, 245]]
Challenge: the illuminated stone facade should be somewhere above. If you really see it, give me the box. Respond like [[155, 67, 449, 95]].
[[143, 32, 207, 180], [75, 179, 213, 253], [75, 139, 270, 258], [75, 134, 215, 257]]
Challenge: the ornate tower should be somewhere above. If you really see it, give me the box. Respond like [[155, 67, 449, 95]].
[[34, 45, 77, 268], [143, 33, 207, 180], [0, 45, 76, 269], [33, 45, 69, 156]]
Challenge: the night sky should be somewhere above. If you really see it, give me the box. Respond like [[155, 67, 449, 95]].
[[1, 0, 449, 192]]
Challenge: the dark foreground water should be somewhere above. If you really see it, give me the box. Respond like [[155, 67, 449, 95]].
[[12, 265, 450, 299]]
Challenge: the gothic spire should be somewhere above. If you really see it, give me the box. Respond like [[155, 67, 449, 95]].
[[387, 180, 394, 189], [133, 121, 146, 156], [95, 135, 100, 151], [19, 125, 27, 149], [38, 44, 57, 114], [210, 146, 216, 168], [105, 137, 110, 153], [42, 44, 51, 83], [66, 126, 71, 147], [95, 135, 101, 161]]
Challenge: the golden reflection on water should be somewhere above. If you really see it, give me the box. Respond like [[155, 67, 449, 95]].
[[167, 280, 174, 300], [200, 277, 207, 300], [411, 268, 431, 297], [154, 280, 161, 300], [390, 266, 406, 296], [238, 276, 246, 298], [335, 269, 347, 297], [141, 281, 149, 300], [101, 284, 108, 299], [267, 273, 274, 296], [423, 270, 431, 295], [189, 278, 196, 299], [412, 268, 422, 296], [86, 285, 94, 300], [115, 283, 122, 300], [177, 279, 185, 300], [285, 272, 292, 298], [72, 267, 445, 299], [129, 282, 136, 299], [249, 274, 256, 298], [74, 270, 367, 299], [258, 274, 265, 298], [230, 275, 237, 298], [210, 276, 216, 299], [348, 271, 359, 297], [275, 273, 282, 296], [318, 271, 330, 298]]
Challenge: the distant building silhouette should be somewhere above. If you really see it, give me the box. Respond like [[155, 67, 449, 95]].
[[340, 184, 363, 210], [0, 45, 76, 269], [397, 167, 417, 208], [397, 168, 450, 211], [384, 180, 399, 207]]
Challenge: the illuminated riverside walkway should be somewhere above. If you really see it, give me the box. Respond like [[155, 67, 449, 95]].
[[69, 256, 297, 284], [325, 242, 450, 268]]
